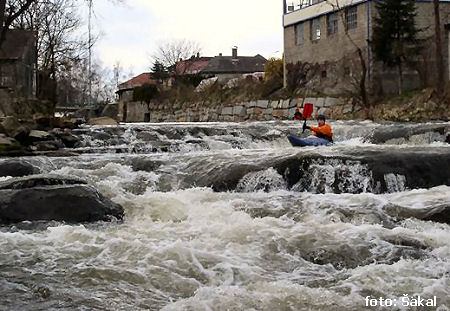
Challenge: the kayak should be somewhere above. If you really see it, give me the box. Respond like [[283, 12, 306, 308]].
[[287, 134, 332, 147]]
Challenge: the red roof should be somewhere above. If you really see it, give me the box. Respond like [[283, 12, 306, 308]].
[[176, 57, 212, 75], [118, 73, 156, 90]]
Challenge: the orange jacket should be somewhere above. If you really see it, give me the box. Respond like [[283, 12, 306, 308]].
[[310, 124, 333, 142]]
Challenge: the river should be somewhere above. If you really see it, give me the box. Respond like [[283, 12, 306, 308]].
[[1, 120, 449, 310]]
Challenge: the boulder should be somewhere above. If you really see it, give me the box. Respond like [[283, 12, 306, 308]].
[[1, 116, 30, 141], [32, 140, 62, 151], [33, 114, 53, 130], [0, 134, 25, 155], [0, 160, 40, 177], [55, 131, 81, 148], [29, 130, 52, 139], [101, 103, 118, 119], [0, 175, 124, 223], [364, 124, 449, 144], [52, 117, 83, 130], [87, 117, 119, 126]]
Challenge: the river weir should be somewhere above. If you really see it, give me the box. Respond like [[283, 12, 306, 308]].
[[1, 120, 449, 310]]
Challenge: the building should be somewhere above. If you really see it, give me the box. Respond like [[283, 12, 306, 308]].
[[200, 47, 267, 82], [174, 47, 267, 82], [116, 72, 157, 102], [175, 55, 213, 75], [116, 73, 157, 122], [0, 29, 37, 98], [283, 0, 450, 95]]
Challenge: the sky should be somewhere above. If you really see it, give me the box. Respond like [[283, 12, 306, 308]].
[[90, 0, 284, 77]]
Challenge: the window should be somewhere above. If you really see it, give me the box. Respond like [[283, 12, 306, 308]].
[[321, 70, 327, 78], [295, 22, 304, 45], [345, 6, 358, 30], [327, 12, 338, 35], [311, 18, 321, 41]]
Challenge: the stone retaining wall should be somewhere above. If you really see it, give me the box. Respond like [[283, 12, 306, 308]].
[[119, 97, 345, 123]]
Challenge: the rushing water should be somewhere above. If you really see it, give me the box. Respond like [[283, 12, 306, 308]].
[[1, 120, 450, 311]]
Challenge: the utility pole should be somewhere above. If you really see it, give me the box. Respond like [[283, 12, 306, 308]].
[[88, 0, 92, 108]]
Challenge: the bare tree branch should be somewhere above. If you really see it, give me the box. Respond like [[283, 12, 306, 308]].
[[152, 39, 202, 76]]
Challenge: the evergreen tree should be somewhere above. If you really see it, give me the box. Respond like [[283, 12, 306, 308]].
[[151, 61, 169, 83], [372, 0, 420, 95]]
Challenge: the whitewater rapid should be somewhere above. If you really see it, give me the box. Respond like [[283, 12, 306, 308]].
[[1, 120, 449, 310]]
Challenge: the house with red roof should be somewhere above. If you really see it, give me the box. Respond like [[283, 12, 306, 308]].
[[116, 72, 157, 102]]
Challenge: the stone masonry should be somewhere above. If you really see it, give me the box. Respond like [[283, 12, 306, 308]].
[[118, 97, 344, 123]]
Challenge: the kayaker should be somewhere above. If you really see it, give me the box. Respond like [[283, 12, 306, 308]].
[[303, 114, 333, 143], [293, 108, 303, 121]]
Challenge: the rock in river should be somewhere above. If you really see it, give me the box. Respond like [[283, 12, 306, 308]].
[[0, 175, 124, 223], [0, 159, 40, 177]]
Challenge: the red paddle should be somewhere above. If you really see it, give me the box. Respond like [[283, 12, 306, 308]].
[[302, 103, 313, 133]]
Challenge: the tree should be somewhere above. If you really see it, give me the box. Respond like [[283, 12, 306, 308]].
[[151, 60, 168, 83], [372, 0, 420, 95], [133, 84, 158, 104], [433, 0, 445, 96], [15, 0, 88, 106], [152, 39, 201, 76], [264, 57, 283, 82], [0, 0, 36, 49]]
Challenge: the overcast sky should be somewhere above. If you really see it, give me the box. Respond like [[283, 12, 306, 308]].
[[91, 0, 284, 76]]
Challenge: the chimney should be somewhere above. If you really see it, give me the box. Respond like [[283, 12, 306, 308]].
[[232, 46, 238, 59], [219, 53, 223, 56], [196, 52, 200, 58]]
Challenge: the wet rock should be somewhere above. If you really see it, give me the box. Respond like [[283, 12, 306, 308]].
[[28, 130, 52, 141], [0, 175, 87, 189], [423, 206, 450, 224], [52, 117, 80, 129], [0, 160, 40, 177], [155, 128, 183, 140], [136, 131, 159, 141], [0, 175, 124, 223], [359, 150, 450, 193], [87, 117, 118, 126], [1, 116, 30, 142], [0, 134, 16, 146], [364, 124, 449, 144], [57, 131, 81, 148], [92, 131, 112, 141], [189, 162, 261, 192], [384, 203, 450, 225], [32, 140, 62, 151], [131, 158, 164, 172], [0, 135, 26, 155]]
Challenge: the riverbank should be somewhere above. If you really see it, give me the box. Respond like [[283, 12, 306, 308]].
[[120, 88, 449, 123], [330, 88, 450, 122]]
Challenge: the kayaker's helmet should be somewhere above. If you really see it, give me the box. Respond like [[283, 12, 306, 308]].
[[317, 114, 326, 121]]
